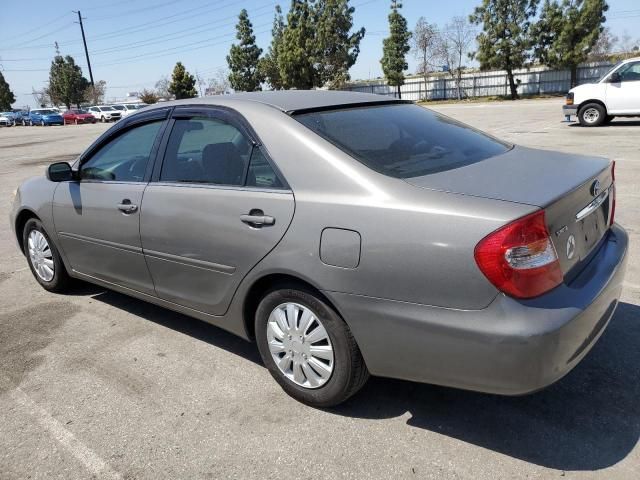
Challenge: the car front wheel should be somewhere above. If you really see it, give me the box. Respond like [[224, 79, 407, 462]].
[[578, 103, 606, 127], [40, 120, 46, 126], [255, 285, 369, 407], [23, 218, 71, 293], [100, 116, 106, 123]]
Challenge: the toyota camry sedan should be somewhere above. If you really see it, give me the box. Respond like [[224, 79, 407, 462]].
[[10, 91, 627, 407]]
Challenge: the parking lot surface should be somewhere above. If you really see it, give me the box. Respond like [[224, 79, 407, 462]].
[[1, 99, 638, 479]]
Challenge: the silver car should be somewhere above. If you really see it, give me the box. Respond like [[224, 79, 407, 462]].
[[10, 91, 627, 407]]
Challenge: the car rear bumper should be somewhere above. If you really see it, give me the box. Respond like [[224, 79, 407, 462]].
[[325, 224, 628, 395]]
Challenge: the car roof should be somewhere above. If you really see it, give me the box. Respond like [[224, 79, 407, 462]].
[[144, 90, 408, 115]]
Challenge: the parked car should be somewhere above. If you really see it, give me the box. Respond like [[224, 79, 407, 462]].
[[564, 56, 640, 126], [11, 91, 627, 407], [0, 112, 15, 126], [13, 110, 32, 126], [28, 109, 64, 126], [111, 104, 143, 117], [63, 109, 97, 125], [87, 105, 121, 122]]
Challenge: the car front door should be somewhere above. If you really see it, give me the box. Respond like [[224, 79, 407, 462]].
[[140, 107, 295, 315], [606, 61, 640, 114], [52, 110, 169, 294]]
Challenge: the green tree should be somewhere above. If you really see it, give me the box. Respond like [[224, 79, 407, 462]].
[[227, 9, 264, 92], [48, 55, 89, 108], [470, 0, 538, 100], [279, 0, 318, 89], [532, 0, 608, 87], [260, 5, 286, 90], [168, 62, 198, 99], [315, 0, 365, 88], [380, 0, 411, 99], [0, 72, 16, 110]]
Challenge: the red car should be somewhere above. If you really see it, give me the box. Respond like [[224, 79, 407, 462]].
[[63, 109, 97, 125]]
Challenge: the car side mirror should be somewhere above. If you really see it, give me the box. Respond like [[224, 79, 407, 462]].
[[609, 72, 622, 83], [46, 162, 74, 182]]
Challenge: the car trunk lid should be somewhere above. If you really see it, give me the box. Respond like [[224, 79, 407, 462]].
[[404, 146, 614, 277]]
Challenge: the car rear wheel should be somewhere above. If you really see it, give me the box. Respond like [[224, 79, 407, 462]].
[[23, 218, 71, 293], [578, 103, 606, 127], [40, 120, 45, 126], [255, 285, 369, 407]]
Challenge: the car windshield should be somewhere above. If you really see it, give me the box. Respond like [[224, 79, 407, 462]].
[[112, 105, 125, 110], [100, 106, 115, 111], [596, 61, 622, 83], [33, 109, 55, 115], [295, 103, 511, 178]]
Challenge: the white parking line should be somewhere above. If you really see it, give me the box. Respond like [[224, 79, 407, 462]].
[[7, 383, 122, 480]]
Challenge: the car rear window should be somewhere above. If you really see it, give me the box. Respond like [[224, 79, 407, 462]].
[[295, 103, 511, 178]]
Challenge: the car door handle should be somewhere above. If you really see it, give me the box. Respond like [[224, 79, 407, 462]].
[[117, 200, 138, 214], [240, 213, 275, 227]]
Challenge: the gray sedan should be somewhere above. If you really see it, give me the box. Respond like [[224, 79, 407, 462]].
[[10, 91, 627, 407]]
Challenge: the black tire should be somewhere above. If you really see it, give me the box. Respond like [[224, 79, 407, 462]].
[[255, 285, 369, 407], [578, 103, 606, 127], [100, 116, 106, 123], [23, 218, 71, 293], [40, 120, 46, 126]]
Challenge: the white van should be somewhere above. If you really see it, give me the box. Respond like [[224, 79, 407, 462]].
[[564, 56, 640, 126]]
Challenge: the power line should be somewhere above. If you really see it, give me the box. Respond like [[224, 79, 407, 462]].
[[95, 25, 271, 68], [84, 0, 245, 43], [89, 0, 185, 21], [5, 22, 75, 50], [4, 12, 71, 46], [90, 5, 274, 56]]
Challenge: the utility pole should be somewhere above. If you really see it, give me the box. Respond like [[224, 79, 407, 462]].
[[74, 10, 94, 87]]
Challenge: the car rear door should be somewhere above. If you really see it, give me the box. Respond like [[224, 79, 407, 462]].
[[140, 106, 295, 315], [52, 109, 170, 294], [606, 60, 640, 114]]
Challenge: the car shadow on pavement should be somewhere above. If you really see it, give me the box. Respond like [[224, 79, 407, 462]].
[[334, 301, 640, 471], [84, 287, 262, 365], [568, 120, 640, 127], [84, 283, 639, 471]]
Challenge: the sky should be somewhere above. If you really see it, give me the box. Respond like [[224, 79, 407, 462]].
[[2, 0, 639, 108]]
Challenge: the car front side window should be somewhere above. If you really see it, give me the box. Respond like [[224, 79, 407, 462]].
[[618, 61, 640, 82], [80, 121, 163, 182]]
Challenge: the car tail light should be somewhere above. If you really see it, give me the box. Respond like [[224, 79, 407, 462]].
[[474, 210, 563, 299], [610, 161, 616, 226]]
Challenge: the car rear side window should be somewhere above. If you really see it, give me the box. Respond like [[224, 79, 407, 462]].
[[80, 121, 163, 182], [161, 117, 260, 186], [295, 104, 511, 178]]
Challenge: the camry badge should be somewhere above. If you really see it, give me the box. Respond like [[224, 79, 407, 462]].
[[590, 179, 601, 197], [566, 234, 576, 260]]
